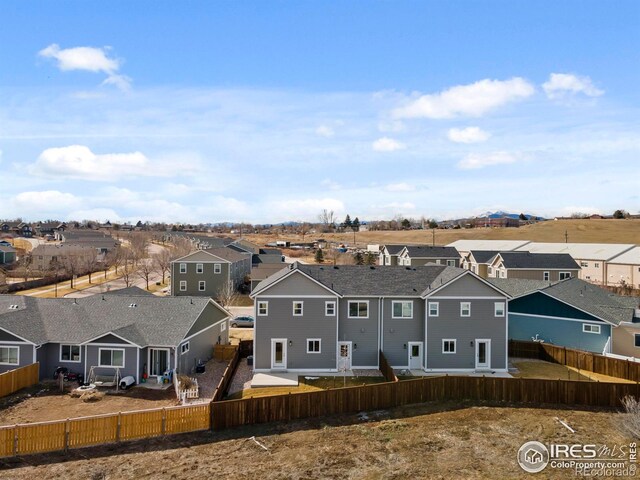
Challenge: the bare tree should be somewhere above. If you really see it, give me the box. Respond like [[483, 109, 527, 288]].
[[129, 232, 150, 266], [216, 280, 239, 307], [121, 267, 135, 288], [136, 260, 154, 290], [83, 251, 99, 284], [152, 248, 172, 284], [318, 209, 336, 232], [171, 236, 193, 260], [17, 254, 33, 282], [620, 396, 640, 439]]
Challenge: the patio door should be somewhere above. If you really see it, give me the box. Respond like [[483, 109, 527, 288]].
[[337, 341, 352, 371], [408, 342, 422, 369], [149, 348, 170, 376], [475, 339, 491, 370], [271, 339, 287, 370]]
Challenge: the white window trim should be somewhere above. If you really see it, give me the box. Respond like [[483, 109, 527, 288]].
[[98, 347, 125, 368], [348, 300, 369, 319], [325, 301, 336, 316], [198, 280, 206, 291], [214, 263, 221, 274], [428, 302, 439, 317], [446, 259, 456, 267], [460, 302, 471, 317], [196, 263, 204, 274], [179, 263, 187, 274], [59, 344, 82, 363], [442, 339, 456, 354], [221, 322, 227, 332], [559, 271, 571, 280], [635, 334, 640, 348], [180, 342, 190, 355], [494, 302, 505, 317], [0, 346, 19, 366], [257, 301, 268, 316], [293, 301, 304, 316], [391, 300, 413, 319], [543, 271, 550, 281], [583, 324, 601, 334], [179, 280, 187, 291], [306, 338, 321, 354]]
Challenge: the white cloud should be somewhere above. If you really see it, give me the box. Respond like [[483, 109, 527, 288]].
[[38, 44, 131, 91], [457, 151, 521, 170], [315, 125, 335, 138], [11, 190, 81, 213], [393, 77, 535, 119], [384, 182, 414, 192], [265, 198, 345, 221], [29, 145, 164, 181], [321, 179, 341, 190], [542, 73, 604, 99], [372, 137, 406, 152], [447, 126, 490, 144]]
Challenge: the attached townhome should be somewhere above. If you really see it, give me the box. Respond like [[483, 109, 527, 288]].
[[606, 246, 640, 289], [0, 245, 16, 265], [0, 290, 230, 382], [447, 239, 532, 258], [490, 277, 640, 355], [487, 252, 580, 281], [378, 244, 406, 266], [397, 245, 461, 267], [171, 247, 251, 297], [251, 263, 510, 373], [461, 250, 500, 277]]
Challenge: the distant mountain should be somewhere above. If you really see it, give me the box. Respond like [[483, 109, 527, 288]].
[[477, 211, 545, 221]]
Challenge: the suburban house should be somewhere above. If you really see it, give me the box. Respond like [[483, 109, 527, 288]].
[[514, 242, 636, 285], [0, 292, 230, 382], [251, 263, 510, 373], [29, 244, 99, 272], [34, 221, 67, 239], [171, 247, 251, 297], [59, 230, 119, 255], [0, 222, 33, 238], [447, 240, 532, 258], [378, 244, 406, 266], [397, 246, 461, 267], [487, 252, 580, 281], [0, 245, 16, 265], [250, 264, 288, 291], [490, 277, 639, 354], [461, 250, 500, 277], [606, 246, 640, 289]]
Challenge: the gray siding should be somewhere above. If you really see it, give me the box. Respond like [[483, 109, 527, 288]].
[[255, 296, 338, 370], [338, 297, 380, 367], [0, 342, 33, 374], [185, 302, 228, 338], [171, 258, 250, 297], [178, 323, 220, 375], [85, 344, 138, 379], [91, 333, 131, 345], [426, 298, 507, 369], [382, 298, 424, 367], [37, 343, 84, 380], [0, 330, 26, 342]]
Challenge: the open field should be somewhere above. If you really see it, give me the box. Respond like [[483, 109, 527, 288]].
[[240, 219, 640, 249], [0, 402, 631, 479]]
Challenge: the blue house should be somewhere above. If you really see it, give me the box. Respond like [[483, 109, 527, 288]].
[[490, 278, 638, 354]]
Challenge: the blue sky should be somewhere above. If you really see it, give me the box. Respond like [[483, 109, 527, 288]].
[[1, 1, 639, 224]]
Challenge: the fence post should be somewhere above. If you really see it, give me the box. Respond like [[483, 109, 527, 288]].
[[563, 346, 567, 366], [161, 408, 166, 435], [116, 412, 122, 442], [65, 418, 70, 453], [13, 427, 18, 457], [11, 371, 16, 394], [557, 378, 561, 405]]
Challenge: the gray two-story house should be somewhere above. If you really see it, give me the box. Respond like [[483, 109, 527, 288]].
[[251, 263, 510, 373], [171, 247, 251, 298], [487, 252, 580, 282], [397, 246, 461, 267]]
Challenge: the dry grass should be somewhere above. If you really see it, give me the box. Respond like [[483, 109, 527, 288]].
[[511, 359, 634, 383], [15, 267, 126, 298]]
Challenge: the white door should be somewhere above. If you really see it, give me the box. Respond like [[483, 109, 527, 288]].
[[271, 339, 287, 370], [337, 341, 352, 371], [408, 342, 422, 369], [475, 339, 491, 369]]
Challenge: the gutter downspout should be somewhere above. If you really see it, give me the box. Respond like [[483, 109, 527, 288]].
[[379, 297, 384, 368]]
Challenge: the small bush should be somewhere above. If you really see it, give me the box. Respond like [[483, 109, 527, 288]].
[[178, 374, 195, 390], [620, 395, 640, 438]]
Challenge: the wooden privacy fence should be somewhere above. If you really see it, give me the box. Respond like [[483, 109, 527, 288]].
[[212, 345, 240, 402], [0, 403, 210, 457], [509, 340, 640, 382], [214, 344, 238, 361], [0, 363, 39, 398], [379, 350, 398, 383], [211, 375, 640, 430]]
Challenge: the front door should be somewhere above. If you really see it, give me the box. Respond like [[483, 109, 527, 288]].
[[408, 342, 422, 369], [150, 348, 169, 376], [475, 339, 491, 370], [337, 341, 352, 371], [271, 339, 287, 370]]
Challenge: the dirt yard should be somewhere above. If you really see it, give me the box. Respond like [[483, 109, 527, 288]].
[[511, 359, 635, 383], [0, 383, 177, 425], [0, 402, 632, 479]]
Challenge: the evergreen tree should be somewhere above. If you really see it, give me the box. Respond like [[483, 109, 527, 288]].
[[343, 214, 352, 229], [519, 213, 527, 221], [364, 252, 376, 265], [401, 218, 411, 229], [354, 251, 364, 265], [315, 248, 324, 263], [352, 217, 360, 231]]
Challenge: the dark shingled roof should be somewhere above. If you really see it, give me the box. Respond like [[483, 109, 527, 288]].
[[204, 247, 250, 263], [496, 252, 580, 270], [468, 250, 500, 264], [381, 244, 408, 255], [403, 246, 460, 259]]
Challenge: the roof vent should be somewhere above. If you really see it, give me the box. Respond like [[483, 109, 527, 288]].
[[333, 266, 339, 269], [369, 266, 375, 270], [405, 266, 411, 270], [128, 303, 137, 308], [8, 304, 19, 310]]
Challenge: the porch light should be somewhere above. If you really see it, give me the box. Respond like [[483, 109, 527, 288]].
[[289, 340, 293, 346], [403, 344, 407, 349], [470, 341, 474, 347], [354, 343, 357, 350], [360, 328, 365, 333]]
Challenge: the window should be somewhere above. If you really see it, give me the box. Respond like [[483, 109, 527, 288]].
[[179, 263, 186, 273], [348, 301, 369, 318], [428, 302, 439, 317], [460, 302, 471, 317], [635, 334, 640, 347], [595, 263, 600, 268], [196, 263, 204, 274], [580, 261, 588, 268], [559, 272, 572, 280], [392, 301, 413, 318], [307, 339, 321, 353], [583, 324, 601, 334], [446, 259, 456, 267], [179, 280, 187, 291], [221, 322, 227, 332], [0, 346, 19, 365], [214, 263, 221, 274], [494, 302, 505, 317], [325, 301, 336, 316], [99, 348, 124, 368], [293, 301, 304, 316], [442, 339, 456, 354], [257, 301, 268, 316], [543, 271, 550, 281], [487, 267, 493, 275], [500, 270, 506, 278], [198, 280, 206, 291], [180, 342, 190, 355], [60, 344, 81, 362]]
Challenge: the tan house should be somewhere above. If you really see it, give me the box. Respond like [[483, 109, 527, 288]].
[[606, 247, 640, 289], [29, 244, 98, 272], [461, 250, 500, 278], [378, 244, 406, 266], [487, 252, 580, 281]]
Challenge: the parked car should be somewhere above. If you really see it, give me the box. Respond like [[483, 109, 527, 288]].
[[230, 315, 254, 328]]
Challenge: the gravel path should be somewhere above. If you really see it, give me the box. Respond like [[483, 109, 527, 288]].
[[189, 358, 229, 401], [227, 359, 252, 396]]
